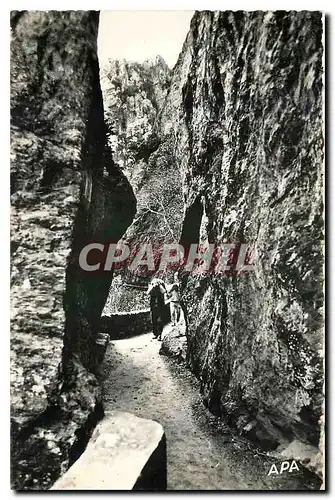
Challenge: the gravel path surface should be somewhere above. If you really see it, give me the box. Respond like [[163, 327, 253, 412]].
[[102, 332, 320, 491]]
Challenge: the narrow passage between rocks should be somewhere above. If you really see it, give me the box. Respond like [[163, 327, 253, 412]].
[[102, 332, 319, 491]]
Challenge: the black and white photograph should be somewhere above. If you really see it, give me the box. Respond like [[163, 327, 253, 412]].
[[10, 7, 325, 491]]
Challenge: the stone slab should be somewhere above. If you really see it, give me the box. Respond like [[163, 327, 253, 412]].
[[50, 411, 166, 490]]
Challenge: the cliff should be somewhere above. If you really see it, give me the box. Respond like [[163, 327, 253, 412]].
[[168, 10, 324, 470], [10, 11, 135, 489], [100, 56, 170, 184], [10, 8, 324, 489], [110, 10, 324, 473]]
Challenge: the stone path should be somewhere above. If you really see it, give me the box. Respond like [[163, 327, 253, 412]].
[[102, 332, 320, 491]]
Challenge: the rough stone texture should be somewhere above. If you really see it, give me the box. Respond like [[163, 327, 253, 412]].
[[119, 10, 324, 477], [159, 327, 187, 362], [10, 10, 135, 490], [50, 411, 166, 490], [169, 11, 323, 470], [101, 56, 170, 179], [103, 276, 150, 313], [11, 9, 99, 433], [10, 8, 324, 490], [269, 439, 321, 478]]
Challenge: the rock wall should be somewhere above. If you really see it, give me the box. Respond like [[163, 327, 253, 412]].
[[10, 10, 135, 490], [100, 56, 171, 183], [170, 10, 324, 466], [103, 276, 149, 313], [124, 10, 323, 472], [10, 8, 324, 489]]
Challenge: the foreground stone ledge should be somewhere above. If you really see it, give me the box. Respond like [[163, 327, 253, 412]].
[[50, 411, 166, 491]]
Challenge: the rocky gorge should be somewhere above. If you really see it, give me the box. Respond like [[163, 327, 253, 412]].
[[102, 10, 324, 478], [10, 10, 324, 490]]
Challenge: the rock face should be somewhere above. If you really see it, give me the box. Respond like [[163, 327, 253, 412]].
[[10, 11, 135, 490], [159, 324, 187, 363], [101, 57, 184, 310], [100, 56, 171, 184], [119, 10, 323, 471], [167, 11, 323, 464]]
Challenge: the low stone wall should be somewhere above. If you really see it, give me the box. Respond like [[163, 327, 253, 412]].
[[100, 309, 152, 340], [100, 305, 171, 340]]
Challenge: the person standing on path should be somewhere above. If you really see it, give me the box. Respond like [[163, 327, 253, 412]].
[[147, 278, 167, 340], [167, 273, 182, 327]]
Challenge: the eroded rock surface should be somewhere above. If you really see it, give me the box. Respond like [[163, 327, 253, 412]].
[[10, 8, 324, 490], [169, 11, 324, 471], [109, 10, 324, 476], [101, 56, 171, 181], [10, 10, 135, 490], [159, 326, 187, 362]]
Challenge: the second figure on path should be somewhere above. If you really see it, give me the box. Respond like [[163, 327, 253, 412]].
[[167, 273, 181, 327]]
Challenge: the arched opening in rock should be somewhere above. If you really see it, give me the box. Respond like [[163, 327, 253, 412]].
[[179, 196, 203, 250]]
